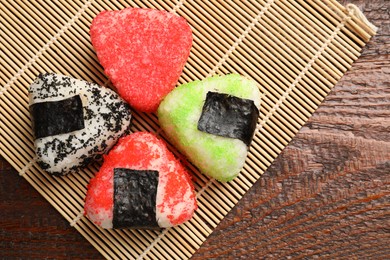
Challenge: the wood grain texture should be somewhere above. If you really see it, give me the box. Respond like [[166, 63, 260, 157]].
[[0, 0, 389, 259], [0, 160, 103, 259], [193, 0, 390, 258]]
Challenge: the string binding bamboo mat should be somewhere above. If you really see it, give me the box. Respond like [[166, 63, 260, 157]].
[[0, 0, 376, 259]]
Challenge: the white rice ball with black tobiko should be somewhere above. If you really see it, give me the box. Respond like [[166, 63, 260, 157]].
[[28, 73, 132, 176]]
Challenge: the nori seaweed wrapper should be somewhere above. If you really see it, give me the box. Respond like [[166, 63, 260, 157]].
[[198, 91, 259, 146], [113, 168, 159, 229], [30, 95, 85, 139]]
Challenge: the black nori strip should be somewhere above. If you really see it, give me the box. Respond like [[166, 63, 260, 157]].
[[30, 95, 85, 139], [113, 168, 159, 229], [197, 91, 259, 146]]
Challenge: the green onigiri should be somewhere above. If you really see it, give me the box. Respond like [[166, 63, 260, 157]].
[[157, 74, 261, 182]]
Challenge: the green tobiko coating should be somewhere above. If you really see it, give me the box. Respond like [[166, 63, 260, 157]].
[[158, 74, 261, 182]]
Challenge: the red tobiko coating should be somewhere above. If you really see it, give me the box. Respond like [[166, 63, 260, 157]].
[[84, 132, 197, 228], [90, 8, 192, 112]]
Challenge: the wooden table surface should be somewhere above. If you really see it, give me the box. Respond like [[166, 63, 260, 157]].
[[1, 0, 389, 259]]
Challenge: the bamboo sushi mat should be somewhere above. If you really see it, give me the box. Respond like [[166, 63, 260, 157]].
[[0, 0, 376, 259]]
